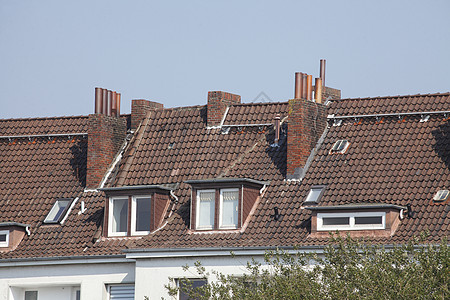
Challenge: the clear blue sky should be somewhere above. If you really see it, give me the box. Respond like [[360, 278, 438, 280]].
[[1, 0, 449, 119]]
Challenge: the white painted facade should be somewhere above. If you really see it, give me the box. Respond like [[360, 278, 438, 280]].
[[0, 248, 322, 299], [0, 258, 135, 300]]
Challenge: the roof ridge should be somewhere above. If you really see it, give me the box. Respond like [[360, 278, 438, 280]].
[[230, 101, 288, 107], [330, 92, 450, 102], [0, 115, 90, 122]]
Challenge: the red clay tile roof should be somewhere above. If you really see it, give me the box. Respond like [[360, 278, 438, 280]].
[[1, 93, 449, 259], [0, 115, 130, 259]]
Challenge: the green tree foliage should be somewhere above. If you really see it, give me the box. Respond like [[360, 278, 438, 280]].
[[165, 235, 449, 299]]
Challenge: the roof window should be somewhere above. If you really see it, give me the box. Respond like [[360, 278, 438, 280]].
[[44, 198, 73, 223], [433, 190, 449, 202], [304, 185, 326, 204], [330, 140, 349, 154]]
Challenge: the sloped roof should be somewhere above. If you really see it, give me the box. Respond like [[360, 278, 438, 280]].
[[0, 115, 130, 259], [0, 93, 448, 259]]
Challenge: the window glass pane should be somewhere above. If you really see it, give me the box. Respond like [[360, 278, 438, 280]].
[[355, 216, 383, 225], [221, 190, 238, 227], [0, 234, 6, 242], [178, 279, 207, 300], [109, 285, 135, 300], [112, 199, 128, 233], [25, 291, 38, 300], [45, 199, 71, 222], [305, 188, 323, 203], [323, 217, 349, 226], [136, 197, 151, 232], [198, 191, 215, 228]]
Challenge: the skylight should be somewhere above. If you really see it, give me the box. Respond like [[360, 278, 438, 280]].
[[330, 140, 349, 154], [44, 199, 72, 223], [433, 190, 449, 202], [304, 186, 326, 204]]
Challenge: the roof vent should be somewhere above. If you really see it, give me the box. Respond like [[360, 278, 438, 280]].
[[433, 190, 449, 202], [330, 140, 349, 154]]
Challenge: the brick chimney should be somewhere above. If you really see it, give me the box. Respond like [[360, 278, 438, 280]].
[[287, 72, 329, 180], [131, 99, 164, 130], [87, 88, 127, 189], [207, 91, 241, 127]]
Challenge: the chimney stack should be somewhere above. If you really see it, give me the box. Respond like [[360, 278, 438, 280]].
[[131, 99, 164, 131], [87, 87, 126, 189], [207, 91, 241, 128], [288, 65, 329, 180]]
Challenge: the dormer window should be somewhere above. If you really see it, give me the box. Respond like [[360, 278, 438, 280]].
[[101, 185, 173, 237], [186, 178, 269, 231], [44, 198, 73, 224], [317, 212, 385, 231], [330, 140, 349, 154], [0, 230, 9, 247], [306, 204, 406, 238], [108, 195, 152, 237]]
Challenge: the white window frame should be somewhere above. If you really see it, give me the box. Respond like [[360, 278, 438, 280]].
[[44, 198, 72, 223], [108, 197, 129, 237], [0, 230, 9, 247], [317, 212, 385, 231], [219, 188, 239, 229], [196, 189, 216, 230], [131, 195, 152, 235]]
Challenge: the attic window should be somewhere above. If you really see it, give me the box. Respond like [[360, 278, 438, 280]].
[[317, 212, 385, 231], [433, 190, 449, 202], [0, 230, 9, 247], [304, 186, 326, 204], [330, 140, 349, 154], [44, 198, 72, 223]]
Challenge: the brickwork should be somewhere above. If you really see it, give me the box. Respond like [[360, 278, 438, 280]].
[[287, 99, 327, 179], [322, 86, 341, 101], [207, 91, 241, 127], [86, 114, 126, 189], [131, 99, 164, 130]]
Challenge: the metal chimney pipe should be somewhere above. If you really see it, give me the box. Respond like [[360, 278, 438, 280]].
[[314, 78, 323, 103], [106, 90, 112, 116], [95, 88, 102, 114], [320, 59, 326, 87], [111, 91, 117, 117], [116, 93, 121, 117], [274, 114, 280, 145], [306, 75, 313, 100], [294, 72, 302, 99], [301, 73, 308, 99], [102, 89, 108, 115]]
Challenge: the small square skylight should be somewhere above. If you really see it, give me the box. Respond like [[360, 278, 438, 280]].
[[330, 140, 349, 154], [44, 198, 73, 223], [304, 186, 326, 204], [433, 190, 449, 202]]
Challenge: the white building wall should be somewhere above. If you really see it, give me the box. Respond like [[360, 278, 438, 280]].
[[134, 255, 264, 299], [0, 260, 135, 300]]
